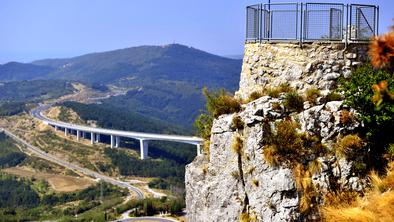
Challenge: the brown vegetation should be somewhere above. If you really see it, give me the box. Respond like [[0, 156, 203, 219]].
[[323, 162, 394, 222], [334, 134, 364, 158], [305, 88, 321, 104]]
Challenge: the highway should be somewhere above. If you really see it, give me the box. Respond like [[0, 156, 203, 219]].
[[31, 104, 204, 145], [0, 128, 144, 199], [115, 216, 178, 222]]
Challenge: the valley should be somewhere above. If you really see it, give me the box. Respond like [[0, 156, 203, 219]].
[[0, 43, 242, 221]]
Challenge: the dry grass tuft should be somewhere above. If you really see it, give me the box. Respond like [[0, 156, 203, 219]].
[[284, 91, 304, 112], [240, 211, 258, 222], [322, 161, 394, 222], [263, 145, 279, 166], [232, 134, 244, 155], [305, 88, 321, 104], [231, 115, 245, 130], [334, 134, 364, 158], [248, 90, 265, 102], [308, 159, 322, 175], [293, 164, 318, 214], [339, 110, 354, 125], [272, 102, 282, 111], [265, 83, 293, 98]]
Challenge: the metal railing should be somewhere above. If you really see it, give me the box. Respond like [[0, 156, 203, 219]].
[[246, 2, 379, 43]]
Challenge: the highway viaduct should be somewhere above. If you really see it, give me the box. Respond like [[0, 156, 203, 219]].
[[31, 104, 204, 160]]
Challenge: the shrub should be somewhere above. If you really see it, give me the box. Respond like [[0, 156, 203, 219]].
[[340, 65, 393, 145], [231, 115, 244, 130], [262, 119, 326, 168], [203, 87, 241, 118], [326, 91, 343, 102], [248, 90, 265, 102], [271, 102, 281, 111], [386, 144, 394, 160], [266, 83, 293, 98], [339, 109, 354, 125], [283, 91, 304, 112], [334, 134, 364, 158], [194, 113, 213, 140], [305, 88, 321, 104]]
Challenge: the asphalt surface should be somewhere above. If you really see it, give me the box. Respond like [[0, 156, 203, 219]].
[[31, 103, 203, 145], [1, 128, 144, 199], [115, 216, 178, 222]]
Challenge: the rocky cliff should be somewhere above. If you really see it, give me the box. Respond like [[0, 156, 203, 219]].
[[185, 42, 369, 221]]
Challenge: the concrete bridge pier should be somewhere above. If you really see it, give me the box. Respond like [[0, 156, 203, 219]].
[[90, 132, 95, 145], [110, 135, 115, 148], [196, 144, 202, 156], [82, 132, 86, 139], [95, 134, 100, 143], [76, 130, 80, 141], [139, 139, 149, 160], [115, 136, 120, 148], [64, 128, 68, 136], [54, 125, 58, 131]]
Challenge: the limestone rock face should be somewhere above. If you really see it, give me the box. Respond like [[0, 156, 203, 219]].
[[186, 42, 368, 221], [186, 98, 362, 221]]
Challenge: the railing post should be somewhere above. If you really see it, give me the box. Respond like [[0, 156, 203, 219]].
[[376, 6, 379, 35], [300, 3, 303, 45]]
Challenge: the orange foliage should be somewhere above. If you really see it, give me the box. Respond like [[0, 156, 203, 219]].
[[369, 31, 394, 69]]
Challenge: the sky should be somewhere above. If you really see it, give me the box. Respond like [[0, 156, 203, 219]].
[[0, 0, 393, 64]]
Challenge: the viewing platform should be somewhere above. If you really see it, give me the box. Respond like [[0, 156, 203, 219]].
[[246, 2, 379, 44]]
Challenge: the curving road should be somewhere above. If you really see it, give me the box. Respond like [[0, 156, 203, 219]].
[[115, 216, 178, 222], [31, 103, 204, 146], [0, 128, 144, 199]]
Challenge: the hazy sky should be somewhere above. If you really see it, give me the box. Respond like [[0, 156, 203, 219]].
[[0, 0, 393, 64]]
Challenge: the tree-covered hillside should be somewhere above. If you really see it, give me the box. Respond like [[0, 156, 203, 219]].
[[0, 80, 73, 102], [0, 62, 53, 81], [31, 44, 241, 90]]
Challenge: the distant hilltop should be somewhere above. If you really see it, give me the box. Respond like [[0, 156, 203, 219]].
[[0, 43, 241, 91]]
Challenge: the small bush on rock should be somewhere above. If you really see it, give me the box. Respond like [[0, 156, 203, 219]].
[[231, 115, 244, 130], [334, 134, 364, 158], [305, 88, 321, 104], [326, 92, 343, 102], [203, 87, 241, 118], [284, 91, 304, 112], [266, 83, 293, 98], [339, 109, 355, 125], [247, 90, 265, 102]]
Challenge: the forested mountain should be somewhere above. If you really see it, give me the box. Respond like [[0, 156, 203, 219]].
[[0, 44, 242, 128], [31, 44, 241, 90], [0, 62, 53, 81]]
